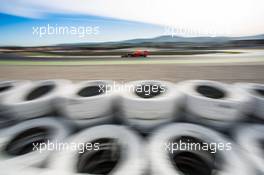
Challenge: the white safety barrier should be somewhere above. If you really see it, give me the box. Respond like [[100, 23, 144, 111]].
[[0, 79, 262, 175]]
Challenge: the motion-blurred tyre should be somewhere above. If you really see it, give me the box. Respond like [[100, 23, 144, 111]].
[[58, 80, 117, 127], [0, 80, 31, 102], [0, 165, 51, 175], [0, 117, 70, 167], [48, 125, 147, 175], [178, 80, 252, 129], [120, 80, 184, 132], [1, 79, 71, 120], [149, 123, 254, 175], [234, 83, 264, 119], [0, 80, 31, 127], [234, 124, 264, 174]]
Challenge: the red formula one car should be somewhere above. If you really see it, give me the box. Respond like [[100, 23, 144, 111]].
[[121, 50, 149, 58]]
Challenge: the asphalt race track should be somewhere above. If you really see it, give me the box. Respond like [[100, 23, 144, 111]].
[[0, 64, 263, 83], [1, 51, 264, 83]]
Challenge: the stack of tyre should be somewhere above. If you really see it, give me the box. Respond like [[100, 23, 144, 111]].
[[0, 79, 263, 175]]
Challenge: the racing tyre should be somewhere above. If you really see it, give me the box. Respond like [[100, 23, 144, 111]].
[[178, 80, 252, 129], [149, 123, 254, 175], [48, 125, 147, 175], [234, 124, 264, 174], [0, 117, 70, 167], [234, 83, 264, 119], [58, 80, 118, 127], [120, 80, 184, 132], [1, 79, 71, 120], [0, 80, 32, 127]]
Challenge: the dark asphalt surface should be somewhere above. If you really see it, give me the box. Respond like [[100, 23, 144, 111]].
[[1, 51, 264, 83], [0, 52, 260, 61], [1, 64, 264, 83]]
